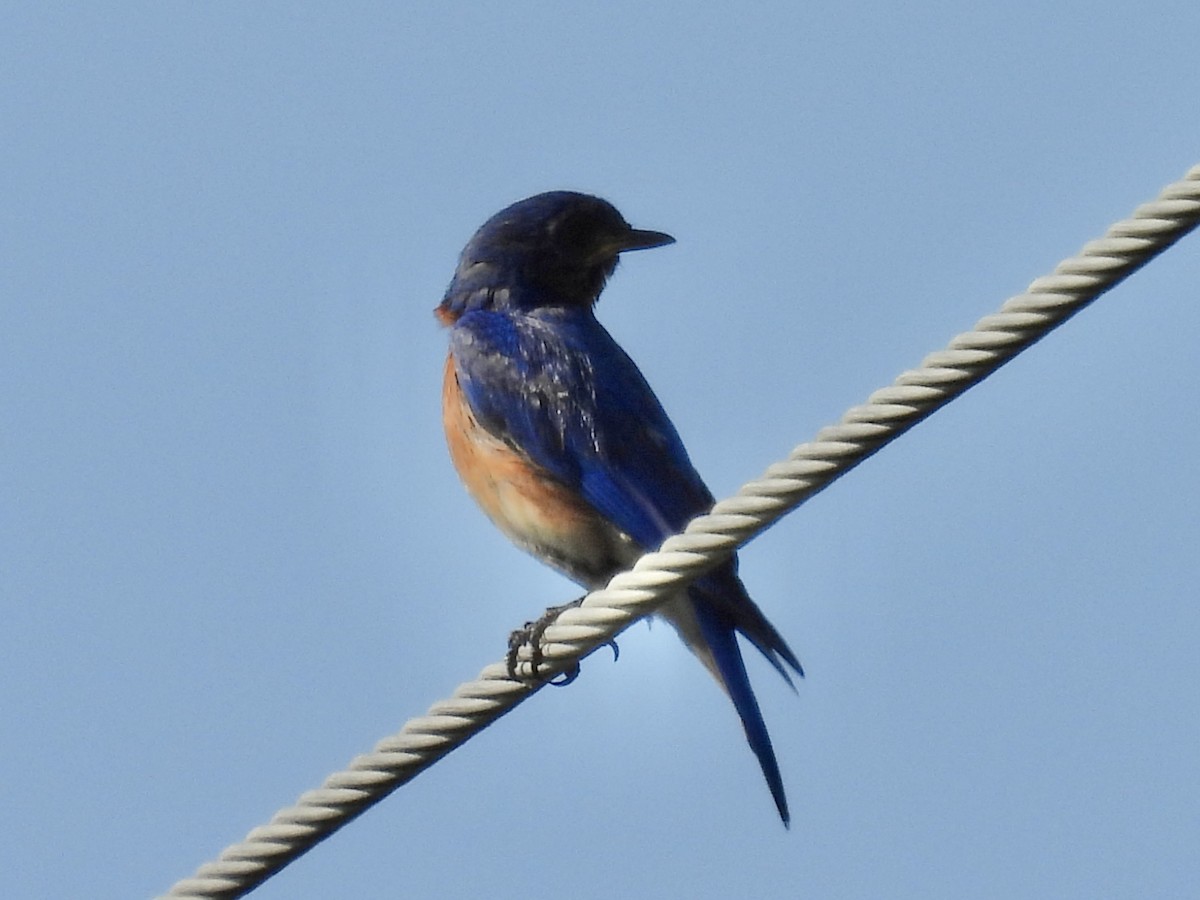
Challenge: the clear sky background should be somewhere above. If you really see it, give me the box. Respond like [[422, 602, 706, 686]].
[[4, 4, 1199, 899]]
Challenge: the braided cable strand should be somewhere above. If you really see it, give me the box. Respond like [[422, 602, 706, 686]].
[[530, 164, 1200, 670], [162, 164, 1200, 899]]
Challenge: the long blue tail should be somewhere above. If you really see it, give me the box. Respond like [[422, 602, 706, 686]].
[[691, 575, 801, 826]]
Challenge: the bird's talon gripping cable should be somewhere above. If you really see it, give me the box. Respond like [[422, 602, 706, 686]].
[[506, 597, 598, 685]]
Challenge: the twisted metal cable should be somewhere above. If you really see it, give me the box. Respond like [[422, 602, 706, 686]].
[[162, 163, 1200, 899]]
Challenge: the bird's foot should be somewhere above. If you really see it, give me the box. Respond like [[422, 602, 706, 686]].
[[506, 597, 619, 685]]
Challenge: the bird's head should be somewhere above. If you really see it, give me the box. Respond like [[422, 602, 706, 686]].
[[437, 191, 674, 322]]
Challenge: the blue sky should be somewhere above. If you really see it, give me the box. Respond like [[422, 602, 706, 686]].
[[4, 4, 1199, 898]]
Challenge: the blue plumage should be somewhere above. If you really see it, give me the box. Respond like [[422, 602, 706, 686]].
[[438, 191, 801, 824]]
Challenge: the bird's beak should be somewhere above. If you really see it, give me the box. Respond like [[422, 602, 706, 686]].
[[617, 228, 676, 253]]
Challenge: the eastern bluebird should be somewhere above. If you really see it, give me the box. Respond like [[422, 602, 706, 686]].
[[437, 191, 801, 825]]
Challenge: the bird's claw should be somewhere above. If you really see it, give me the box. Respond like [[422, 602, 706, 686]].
[[506, 598, 619, 685]]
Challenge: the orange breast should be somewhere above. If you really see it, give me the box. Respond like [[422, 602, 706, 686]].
[[441, 353, 636, 584]]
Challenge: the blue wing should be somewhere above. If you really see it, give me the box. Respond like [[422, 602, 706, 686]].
[[450, 307, 712, 549]]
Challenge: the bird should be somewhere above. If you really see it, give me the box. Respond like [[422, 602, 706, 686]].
[[436, 191, 802, 825]]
